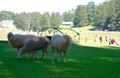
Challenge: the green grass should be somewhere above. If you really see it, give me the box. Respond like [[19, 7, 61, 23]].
[[0, 41, 120, 78]]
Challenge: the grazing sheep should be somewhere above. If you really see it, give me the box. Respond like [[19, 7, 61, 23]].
[[51, 34, 72, 63], [7, 32, 36, 58], [17, 36, 50, 59]]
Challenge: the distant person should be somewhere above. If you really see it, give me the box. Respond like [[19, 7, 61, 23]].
[[99, 36, 102, 43], [109, 38, 118, 46], [94, 35, 97, 42], [118, 39, 120, 45], [85, 37, 87, 43], [105, 36, 108, 42]]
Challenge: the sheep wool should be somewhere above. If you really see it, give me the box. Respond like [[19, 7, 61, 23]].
[[7, 32, 36, 49], [17, 36, 50, 59], [51, 34, 72, 63], [7, 32, 36, 58]]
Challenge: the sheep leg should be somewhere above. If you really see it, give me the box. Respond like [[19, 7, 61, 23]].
[[16, 48, 19, 58], [31, 51, 34, 58], [29, 51, 34, 59], [51, 47, 54, 64], [57, 50, 60, 63], [64, 51, 67, 63], [45, 49, 48, 59], [17, 48, 19, 52], [40, 50, 45, 60], [60, 51, 62, 57], [17, 49, 22, 59], [34, 51, 38, 58], [30, 51, 37, 59]]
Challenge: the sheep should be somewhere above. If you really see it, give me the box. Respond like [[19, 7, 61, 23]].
[[51, 34, 72, 63], [7, 32, 37, 58], [17, 36, 50, 59], [7, 32, 36, 49]]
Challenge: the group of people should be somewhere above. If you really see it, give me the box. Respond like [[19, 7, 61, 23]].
[[109, 38, 119, 46], [93, 35, 119, 46]]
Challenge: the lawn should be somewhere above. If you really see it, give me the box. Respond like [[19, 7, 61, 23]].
[[0, 41, 120, 78]]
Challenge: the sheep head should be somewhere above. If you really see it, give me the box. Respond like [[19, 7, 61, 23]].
[[7, 32, 14, 41], [7, 32, 16, 48], [63, 35, 72, 46]]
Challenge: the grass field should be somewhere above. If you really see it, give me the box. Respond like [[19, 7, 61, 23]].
[[0, 41, 120, 78]]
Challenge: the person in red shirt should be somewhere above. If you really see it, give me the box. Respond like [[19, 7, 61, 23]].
[[99, 36, 102, 43], [109, 38, 119, 46], [111, 38, 118, 45]]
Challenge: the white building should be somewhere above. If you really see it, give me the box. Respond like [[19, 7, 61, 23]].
[[62, 21, 73, 26], [0, 20, 15, 28]]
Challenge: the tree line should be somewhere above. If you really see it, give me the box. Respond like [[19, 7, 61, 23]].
[[0, 0, 120, 31], [0, 11, 62, 32], [63, 0, 120, 31]]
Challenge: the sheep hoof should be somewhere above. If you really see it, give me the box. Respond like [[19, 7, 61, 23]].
[[16, 57, 21, 59], [64, 60, 67, 63], [64, 61, 67, 63], [52, 61, 54, 64]]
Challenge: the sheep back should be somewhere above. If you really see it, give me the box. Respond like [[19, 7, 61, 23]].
[[7, 32, 36, 48], [20, 36, 50, 54], [51, 34, 71, 52]]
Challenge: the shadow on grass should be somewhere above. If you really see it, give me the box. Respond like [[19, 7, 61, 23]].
[[0, 41, 120, 78]]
